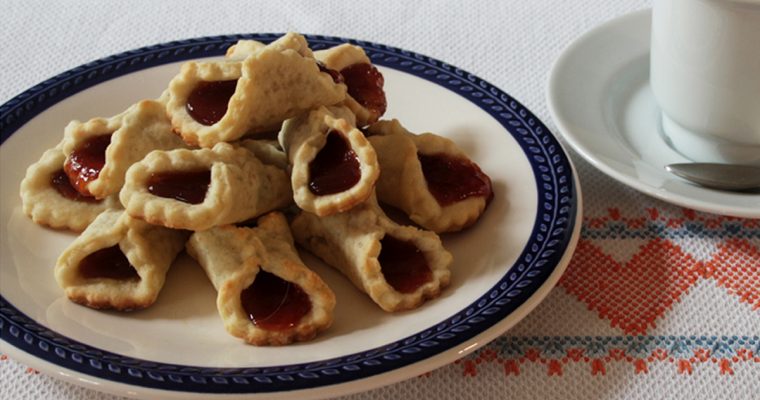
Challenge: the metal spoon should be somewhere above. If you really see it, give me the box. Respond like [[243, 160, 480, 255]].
[[665, 163, 760, 191]]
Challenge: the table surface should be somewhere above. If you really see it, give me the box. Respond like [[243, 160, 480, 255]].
[[2, 0, 758, 399]]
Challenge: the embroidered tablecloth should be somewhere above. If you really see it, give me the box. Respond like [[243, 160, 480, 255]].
[[1, 0, 757, 399]]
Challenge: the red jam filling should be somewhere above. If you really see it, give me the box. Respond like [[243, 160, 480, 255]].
[[378, 236, 432, 294], [240, 270, 312, 331], [186, 80, 238, 125], [63, 134, 112, 196], [340, 63, 387, 119], [146, 170, 211, 205], [51, 169, 100, 203], [308, 131, 361, 195], [418, 152, 493, 206], [317, 61, 344, 84], [79, 245, 140, 281]]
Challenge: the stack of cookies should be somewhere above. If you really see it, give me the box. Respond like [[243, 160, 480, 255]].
[[19, 33, 493, 346]]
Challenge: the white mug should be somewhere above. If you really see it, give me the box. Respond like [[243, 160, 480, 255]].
[[651, 0, 760, 166]]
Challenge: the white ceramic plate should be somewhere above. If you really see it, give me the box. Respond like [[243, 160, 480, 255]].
[[547, 10, 760, 218], [1, 34, 581, 399]]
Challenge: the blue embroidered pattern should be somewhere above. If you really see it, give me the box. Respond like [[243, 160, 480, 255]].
[[582, 221, 760, 240], [492, 335, 760, 359]]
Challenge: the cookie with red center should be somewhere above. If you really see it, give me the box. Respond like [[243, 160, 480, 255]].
[[61, 99, 186, 199], [291, 195, 452, 312], [165, 33, 347, 147], [315, 43, 387, 127], [278, 106, 379, 217], [55, 209, 189, 311], [20, 143, 119, 232], [119, 142, 292, 231], [367, 119, 493, 233], [186, 212, 336, 346]]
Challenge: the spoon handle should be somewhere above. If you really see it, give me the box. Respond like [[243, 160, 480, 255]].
[[665, 163, 760, 191]]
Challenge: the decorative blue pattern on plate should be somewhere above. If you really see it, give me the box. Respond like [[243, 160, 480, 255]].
[[0, 33, 577, 394]]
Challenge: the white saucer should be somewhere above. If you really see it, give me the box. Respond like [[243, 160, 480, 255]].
[[547, 9, 760, 218]]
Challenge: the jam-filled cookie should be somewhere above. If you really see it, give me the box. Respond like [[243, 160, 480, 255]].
[[278, 106, 379, 216], [20, 143, 120, 232], [55, 209, 189, 310], [166, 32, 347, 147], [119, 142, 291, 231], [61, 99, 186, 199], [186, 212, 335, 346], [314, 44, 387, 127], [366, 119, 493, 233], [291, 195, 452, 312]]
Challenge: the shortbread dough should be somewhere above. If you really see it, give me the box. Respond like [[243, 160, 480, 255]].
[[61, 99, 186, 199], [120, 142, 292, 231], [279, 106, 379, 216], [225, 40, 265, 60], [55, 209, 188, 310], [166, 33, 347, 147], [315, 43, 387, 127], [291, 195, 452, 312], [367, 119, 493, 233], [186, 212, 335, 345], [235, 139, 289, 170], [20, 143, 119, 232]]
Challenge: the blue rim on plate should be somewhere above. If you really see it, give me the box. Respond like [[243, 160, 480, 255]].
[[0, 33, 577, 394]]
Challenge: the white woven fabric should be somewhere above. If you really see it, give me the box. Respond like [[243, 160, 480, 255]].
[[3, 0, 759, 399]]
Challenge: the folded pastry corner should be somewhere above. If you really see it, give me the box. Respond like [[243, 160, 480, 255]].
[[225, 32, 313, 60], [235, 139, 289, 171], [20, 143, 119, 232], [166, 33, 346, 147], [279, 106, 379, 216], [225, 39, 266, 60], [120, 142, 291, 231], [367, 119, 493, 233], [165, 60, 244, 147], [186, 212, 335, 346], [315, 43, 387, 127], [291, 196, 452, 312], [60, 99, 186, 200], [54, 209, 188, 310]]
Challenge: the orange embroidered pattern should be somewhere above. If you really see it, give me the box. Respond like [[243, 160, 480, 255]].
[[560, 209, 759, 334], [453, 336, 759, 377], [446, 207, 760, 378]]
